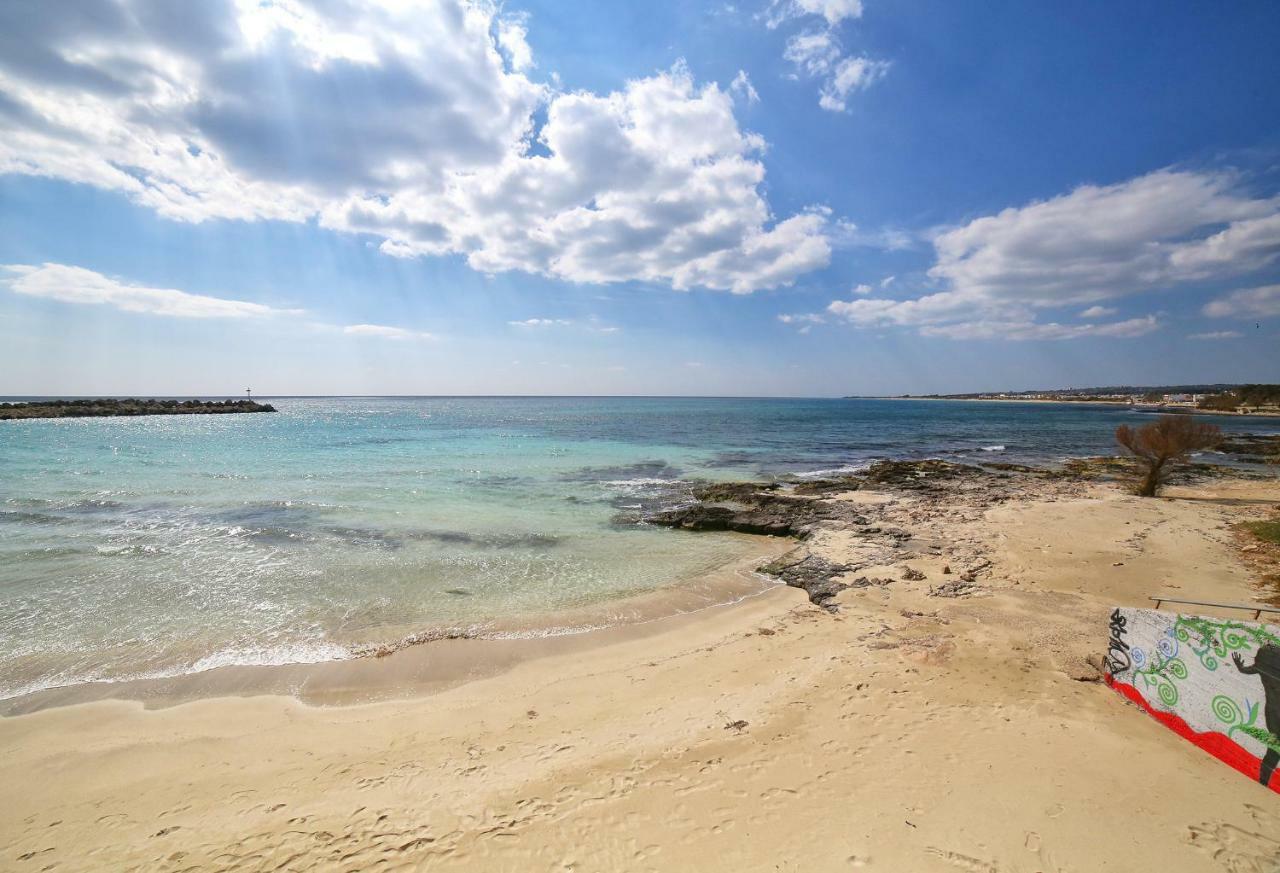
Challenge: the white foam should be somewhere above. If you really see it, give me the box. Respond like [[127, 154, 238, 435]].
[[793, 462, 871, 479], [980, 445, 1006, 452], [0, 641, 355, 702]]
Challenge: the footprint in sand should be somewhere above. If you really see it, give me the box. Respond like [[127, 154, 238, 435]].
[[1186, 804, 1280, 873]]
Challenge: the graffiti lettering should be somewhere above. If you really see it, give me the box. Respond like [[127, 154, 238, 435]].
[[1105, 608, 1131, 676]]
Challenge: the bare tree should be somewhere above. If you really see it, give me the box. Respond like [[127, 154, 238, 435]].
[[1115, 415, 1222, 497]]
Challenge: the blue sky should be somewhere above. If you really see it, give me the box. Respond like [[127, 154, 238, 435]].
[[1, 0, 1278, 396]]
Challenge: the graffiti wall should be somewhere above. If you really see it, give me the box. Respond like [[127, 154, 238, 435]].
[[1105, 608, 1280, 791]]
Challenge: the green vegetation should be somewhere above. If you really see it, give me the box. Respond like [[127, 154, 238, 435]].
[[0, 398, 276, 420], [1198, 384, 1280, 411], [1244, 518, 1280, 547]]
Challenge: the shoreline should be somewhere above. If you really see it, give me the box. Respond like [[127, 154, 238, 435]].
[[1, 533, 791, 716], [866, 395, 1280, 417], [3, 460, 1279, 870], [5, 450, 1275, 715]]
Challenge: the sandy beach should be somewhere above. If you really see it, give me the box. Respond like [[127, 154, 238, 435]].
[[3, 464, 1279, 872]]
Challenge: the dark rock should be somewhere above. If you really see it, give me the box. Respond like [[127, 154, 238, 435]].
[[758, 553, 853, 612], [862, 459, 984, 490], [902, 567, 926, 581], [929, 580, 977, 598]]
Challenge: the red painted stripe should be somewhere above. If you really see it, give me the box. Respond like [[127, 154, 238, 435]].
[[1106, 676, 1278, 792]]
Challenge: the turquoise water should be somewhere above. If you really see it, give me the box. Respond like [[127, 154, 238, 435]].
[[2, 396, 1275, 699]]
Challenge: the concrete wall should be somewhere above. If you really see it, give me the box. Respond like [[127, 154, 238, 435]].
[[1105, 607, 1280, 792]]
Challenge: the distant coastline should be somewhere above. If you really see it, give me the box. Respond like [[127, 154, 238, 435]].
[[0, 398, 277, 420], [859, 395, 1280, 417]]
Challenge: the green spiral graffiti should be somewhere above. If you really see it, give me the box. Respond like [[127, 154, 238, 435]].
[[1167, 659, 1188, 680], [1155, 680, 1179, 706], [1212, 694, 1243, 727], [1172, 616, 1279, 673]]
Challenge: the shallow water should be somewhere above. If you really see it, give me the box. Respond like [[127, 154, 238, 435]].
[[1, 396, 1274, 699]]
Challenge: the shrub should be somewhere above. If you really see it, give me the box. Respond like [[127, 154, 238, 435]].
[[1115, 415, 1222, 497]]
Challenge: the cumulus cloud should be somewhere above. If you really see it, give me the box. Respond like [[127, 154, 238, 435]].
[[820, 168, 1280, 341], [1187, 330, 1243, 340], [2, 263, 299, 319], [930, 169, 1280, 305], [342, 324, 434, 340], [1202, 284, 1280, 319], [0, 0, 829, 294]]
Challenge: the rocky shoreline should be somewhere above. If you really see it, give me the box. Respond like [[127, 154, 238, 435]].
[[0, 398, 277, 420], [642, 449, 1279, 612]]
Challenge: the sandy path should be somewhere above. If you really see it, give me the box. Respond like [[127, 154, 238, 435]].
[[2, 477, 1279, 872]]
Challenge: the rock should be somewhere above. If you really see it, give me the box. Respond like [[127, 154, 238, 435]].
[[645, 484, 852, 537], [902, 567, 926, 581], [758, 553, 854, 612], [929, 580, 977, 598], [942, 565, 952, 575]]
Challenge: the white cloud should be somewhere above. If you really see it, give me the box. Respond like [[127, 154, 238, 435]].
[[1187, 330, 1243, 340], [509, 318, 573, 327], [825, 290, 1159, 342], [508, 317, 620, 334], [818, 56, 888, 112], [918, 315, 1159, 342], [820, 168, 1280, 341], [0, 1, 829, 295], [852, 283, 873, 296], [779, 17, 886, 113], [1079, 305, 1117, 319], [2, 263, 299, 319], [1202, 284, 1280, 319], [930, 169, 1280, 306], [730, 70, 759, 104], [343, 323, 433, 340], [831, 219, 913, 250], [779, 312, 824, 334], [879, 275, 895, 288], [766, 0, 863, 28], [495, 15, 534, 72], [784, 31, 841, 75]]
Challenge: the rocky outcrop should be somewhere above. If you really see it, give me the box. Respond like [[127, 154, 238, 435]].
[[757, 553, 854, 612], [645, 484, 858, 538], [0, 398, 276, 420]]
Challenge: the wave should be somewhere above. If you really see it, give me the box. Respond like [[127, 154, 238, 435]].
[[793, 462, 872, 479], [0, 639, 357, 702]]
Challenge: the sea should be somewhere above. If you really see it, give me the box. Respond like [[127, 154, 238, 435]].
[[2, 396, 1276, 701]]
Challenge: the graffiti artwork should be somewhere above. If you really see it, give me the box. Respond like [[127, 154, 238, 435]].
[[1104, 608, 1280, 792]]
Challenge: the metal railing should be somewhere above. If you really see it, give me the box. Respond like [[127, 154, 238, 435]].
[[1149, 595, 1280, 620]]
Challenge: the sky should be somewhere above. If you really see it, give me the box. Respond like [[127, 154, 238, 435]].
[[1, 0, 1278, 397]]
